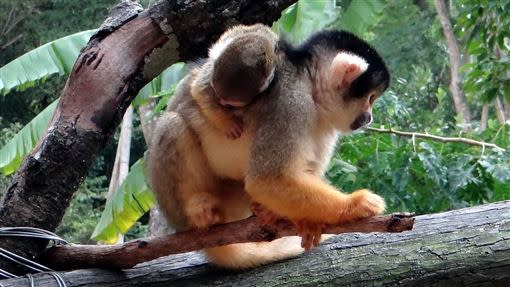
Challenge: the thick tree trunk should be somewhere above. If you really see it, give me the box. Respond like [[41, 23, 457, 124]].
[[0, 0, 294, 273], [434, 0, 472, 126], [2, 201, 510, 287]]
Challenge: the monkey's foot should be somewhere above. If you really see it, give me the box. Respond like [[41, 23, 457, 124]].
[[250, 202, 281, 226], [349, 189, 386, 219], [225, 117, 243, 140], [294, 220, 325, 251], [185, 194, 224, 229]]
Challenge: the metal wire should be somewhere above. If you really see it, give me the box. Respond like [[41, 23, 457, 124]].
[[0, 248, 51, 273], [0, 226, 68, 286], [0, 227, 68, 245], [27, 273, 35, 287], [50, 272, 67, 287]]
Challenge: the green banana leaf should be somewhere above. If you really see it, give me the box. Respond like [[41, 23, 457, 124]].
[[272, 0, 337, 43], [0, 100, 58, 175], [334, 0, 386, 36], [132, 62, 187, 107], [92, 157, 155, 244], [0, 29, 96, 96]]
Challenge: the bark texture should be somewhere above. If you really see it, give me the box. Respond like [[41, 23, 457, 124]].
[[0, 0, 294, 272], [434, 0, 472, 125], [2, 201, 510, 287]]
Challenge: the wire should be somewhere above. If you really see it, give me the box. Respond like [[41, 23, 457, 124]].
[[0, 226, 68, 286], [27, 273, 34, 287]]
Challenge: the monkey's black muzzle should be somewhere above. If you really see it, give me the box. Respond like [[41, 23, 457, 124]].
[[350, 112, 372, 130]]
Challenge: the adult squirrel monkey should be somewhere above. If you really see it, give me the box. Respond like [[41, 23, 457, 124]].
[[148, 25, 390, 269]]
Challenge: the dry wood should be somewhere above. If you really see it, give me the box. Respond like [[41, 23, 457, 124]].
[[42, 213, 414, 270]]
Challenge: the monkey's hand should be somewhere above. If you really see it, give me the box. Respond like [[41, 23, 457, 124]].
[[348, 189, 386, 219], [251, 202, 281, 226], [294, 220, 325, 251], [225, 116, 244, 140], [251, 202, 323, 251], [185, 193, 225, 229]]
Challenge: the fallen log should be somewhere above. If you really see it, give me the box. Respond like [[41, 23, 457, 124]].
[[2, 201, 510, 287]]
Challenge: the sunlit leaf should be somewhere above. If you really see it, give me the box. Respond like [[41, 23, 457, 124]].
[[132, 62, 187, 107], [92, 157, 155, 244], [0, 30, 96, 96], [0, 100, 58, 175]]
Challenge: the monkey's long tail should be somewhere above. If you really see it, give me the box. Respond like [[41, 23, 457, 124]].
[[204, 236, 304, 269], [205, 235, 332, 269]]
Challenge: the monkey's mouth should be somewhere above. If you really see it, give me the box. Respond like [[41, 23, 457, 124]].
[[218, 97, 246, 108], [350, 112, 372, 130]]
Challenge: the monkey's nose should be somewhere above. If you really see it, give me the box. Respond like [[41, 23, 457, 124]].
[[350, 112, 372, 130]]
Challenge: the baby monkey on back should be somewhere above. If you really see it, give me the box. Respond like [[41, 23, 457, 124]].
[[191, 24, 277, 139]]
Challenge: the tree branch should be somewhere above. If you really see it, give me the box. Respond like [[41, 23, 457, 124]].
[[41, 213, 414, 270], [367, 127, 506, 151]]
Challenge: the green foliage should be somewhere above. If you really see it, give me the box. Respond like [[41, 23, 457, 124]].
[[273, 0, 337, 43], [328, 125, 510, 214], [0, 30, 95, 96], [457, 0, 510, 103], [57, 176, 107, 244], [0, 100, 57, 175], [273, 0, 386, 42], [91, 157, 154, 244], [132, 62, 187, 108], [331, 0, 386, 36]]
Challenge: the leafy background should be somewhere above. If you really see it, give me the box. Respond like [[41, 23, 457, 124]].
[[0, 0, 509, 243]]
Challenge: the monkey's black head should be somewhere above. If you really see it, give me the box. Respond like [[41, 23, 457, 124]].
[[280, 30, 390, 133]]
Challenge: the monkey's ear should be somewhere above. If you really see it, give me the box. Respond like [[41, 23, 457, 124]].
[[329, 52, 368, 91]]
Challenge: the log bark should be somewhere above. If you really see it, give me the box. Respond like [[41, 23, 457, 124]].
[[0, 0, 294, 273], [2, 201, 510, 287]]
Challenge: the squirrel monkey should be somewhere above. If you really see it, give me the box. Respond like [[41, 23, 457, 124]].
[[191, 24, 277, 139], [148, 26, 390, 268]]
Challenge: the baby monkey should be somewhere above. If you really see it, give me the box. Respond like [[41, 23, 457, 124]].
[[191, 24, 277, 139]]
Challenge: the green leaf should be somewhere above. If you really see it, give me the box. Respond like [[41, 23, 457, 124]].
[[0, 30, 96, 96], [335, 0, 386, 36], [273, 0, 337, 43], [132, 62, 186, 107], [0, 100, 58, 175], [91, 157, 155, 244]]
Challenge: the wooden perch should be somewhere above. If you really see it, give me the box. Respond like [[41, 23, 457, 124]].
[[42, 213, 414, 270]]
